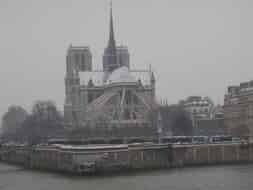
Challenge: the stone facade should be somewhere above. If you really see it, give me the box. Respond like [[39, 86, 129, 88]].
[[183, 96, 214, 127], [64, 5, 157, 138], [224, 81, 253, 136], [171, 143, 253, 167]]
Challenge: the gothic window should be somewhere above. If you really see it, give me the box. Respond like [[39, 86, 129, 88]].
[[81, 54, 85, 71], [113, 111, 118, 120], [138, 79, 142, 86], [88, 79, 94, 87], [125, 90, 131, 105], [88, 93, 93, 103], [132, 112, 137, 120], [119, 90, 123, 99], [124, 109, 130, 120], [74, 53, 80, 67]]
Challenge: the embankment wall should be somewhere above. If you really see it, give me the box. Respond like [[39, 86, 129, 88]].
[[171, 143, 253, 167], [1, 143, 253, 173]]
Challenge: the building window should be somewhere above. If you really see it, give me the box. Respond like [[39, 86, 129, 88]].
[[81, 54, 85, 70], [133, 94, 139, 104]]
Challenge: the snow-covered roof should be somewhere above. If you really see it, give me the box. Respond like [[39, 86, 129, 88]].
[[79, 67, 152, 87], [106, 66, 136, 85]]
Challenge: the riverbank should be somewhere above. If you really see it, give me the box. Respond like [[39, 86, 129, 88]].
[[1, 142, 253, 174]]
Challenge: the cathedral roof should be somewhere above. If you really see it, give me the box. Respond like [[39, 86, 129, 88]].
[[106, 66, 136, 85], [79, 68, 152, 87]]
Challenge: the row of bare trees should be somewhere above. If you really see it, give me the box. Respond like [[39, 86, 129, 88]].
[[1, 101, 64, 145], [0, 100, 195, 144], [159, 104, 193, 136]]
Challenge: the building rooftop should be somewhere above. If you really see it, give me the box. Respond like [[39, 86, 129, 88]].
[[227, 80, 253, 96]]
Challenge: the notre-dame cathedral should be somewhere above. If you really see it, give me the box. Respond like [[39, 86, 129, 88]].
[[64, 5, 159, 139]]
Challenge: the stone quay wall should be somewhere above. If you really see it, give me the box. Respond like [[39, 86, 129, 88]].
[[1, 143, 253, 174], [0, 144, 170, 174], [171, 143, 253, 167]]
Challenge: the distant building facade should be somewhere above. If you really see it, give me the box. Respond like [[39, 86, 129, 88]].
[[194, 118, 226, 136], [212, 105, 224, 119], [64, 6, 157, 138], [181, 96, 227, 136], [224, 81, 253, 136], [183, 96, 214, 125]]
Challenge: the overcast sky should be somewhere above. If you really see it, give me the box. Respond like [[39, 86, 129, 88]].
[[0, 0, 253, 119]]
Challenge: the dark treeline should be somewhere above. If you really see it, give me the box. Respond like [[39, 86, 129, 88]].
[[1, 101, 194, 144], [1, 100, 64, 145], [159, 104, 193, 136]]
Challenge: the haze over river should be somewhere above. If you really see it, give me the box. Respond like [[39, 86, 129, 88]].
[[0, 163, 253, 190]]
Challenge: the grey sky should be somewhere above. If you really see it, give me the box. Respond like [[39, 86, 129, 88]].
[[0, 0, 253, 119]]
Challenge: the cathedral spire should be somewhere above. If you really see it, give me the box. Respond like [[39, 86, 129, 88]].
[[103, 1, 118, 72], [108, 1, 116, 49]]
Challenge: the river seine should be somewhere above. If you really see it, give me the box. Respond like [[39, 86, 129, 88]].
[[0, 163, 253, 190]]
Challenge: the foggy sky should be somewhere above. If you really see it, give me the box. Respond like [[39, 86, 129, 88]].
[[0, 0, 253, 121]]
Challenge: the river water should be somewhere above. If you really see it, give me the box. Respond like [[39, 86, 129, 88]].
[[0, 163, 253, 190]]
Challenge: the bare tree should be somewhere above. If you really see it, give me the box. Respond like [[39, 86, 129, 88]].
[[21, 100, 63, 144], [1, 105, 28, 141], [159, 104, 193, 136]]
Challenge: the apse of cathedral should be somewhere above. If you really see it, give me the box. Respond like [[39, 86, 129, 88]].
[[64, 4, 159, 138]]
